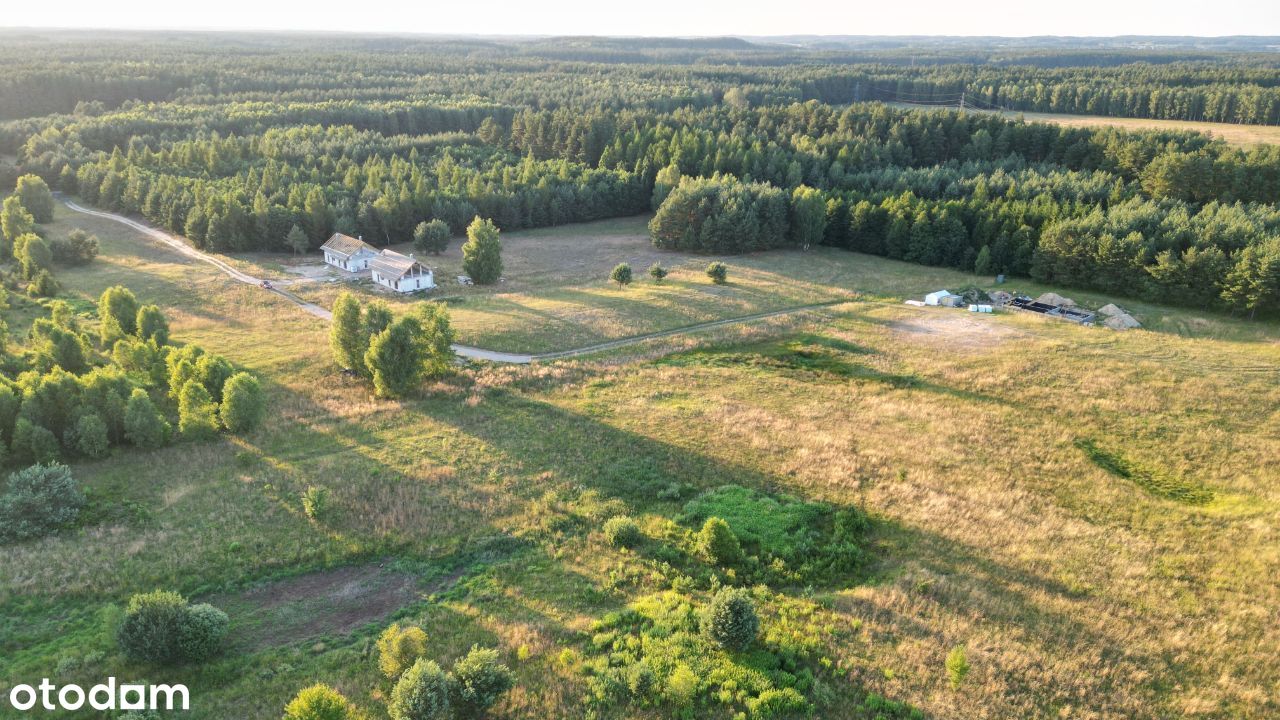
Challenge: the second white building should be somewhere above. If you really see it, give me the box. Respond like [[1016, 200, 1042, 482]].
[[371, 249, 435, 293]]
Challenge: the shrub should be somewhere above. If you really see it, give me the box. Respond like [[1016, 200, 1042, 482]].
[[610, 262, 632, 288], [178, 380, 219, 440], [702, 588, 759, 651], [1, 195, 35, 253], [301, 485, 330, 522], [16, 174, 55, 223], [124, 389, 169, 449], [461, 217, 502, 285], [220, 372, 265, 433], [365, 316, 426, 399], [117, 590, 188, 663], [135, 305, 169, 345], [451, 645, 514, 716], [283, 684, 361, 720], [117, 590, 227, 665], [946, 646, 969, 690], [177, 603, 229, 662], [74, 413, 110, 458], [30, 318, 88, 373], [98, 286, 140, 342], [377, 623, 429, 679], [414, 303, 456, 380], [0, 463, 84, 543], [664, 663, 699, 706], [413, 219, 451, 255], [388, 658, 453, 720], [12, 420, 61, 465], [602, 515, 642, 548], [697, 516, 742, 566], [17, 233, 52, 279], [746, 687, 808, 718], [114, 339, 165, 386], [647, 262, 668, 283], [705, 261, 728, 284], [28, 268, 58, 297], [51, 228, 99, 266], [195, 354, 235, 401]]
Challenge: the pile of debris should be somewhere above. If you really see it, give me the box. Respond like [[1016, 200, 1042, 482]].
[[1098, 303, 1141, 330]]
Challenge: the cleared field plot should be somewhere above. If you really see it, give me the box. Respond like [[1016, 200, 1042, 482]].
[[888, 102, 1280, 147], [3, 202, 1279, 719]]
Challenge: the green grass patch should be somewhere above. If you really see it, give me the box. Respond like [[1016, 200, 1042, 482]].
[[680, 485, 870, 584], [1074, 438, 1214, 505]]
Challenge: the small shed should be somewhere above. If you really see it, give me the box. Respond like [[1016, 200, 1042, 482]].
[[321, 233, 379, 272], [371, 249, 435, 293], [924, 289, 963, 307]]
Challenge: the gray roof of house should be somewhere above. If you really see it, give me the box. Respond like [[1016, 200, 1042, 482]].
[[371, 249, 428, 281], [321, 233, 377, 258]]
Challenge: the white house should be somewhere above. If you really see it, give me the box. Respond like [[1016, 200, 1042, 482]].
[[371, 249, 435, 293], [321, 233, 379, 272], [924, 289, 963, 307]]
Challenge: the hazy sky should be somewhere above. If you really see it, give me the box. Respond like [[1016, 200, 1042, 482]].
[[3, 0, 1278, 37]]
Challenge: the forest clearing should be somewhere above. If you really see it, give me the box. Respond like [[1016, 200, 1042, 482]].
[[1, 28, 1278, 720]]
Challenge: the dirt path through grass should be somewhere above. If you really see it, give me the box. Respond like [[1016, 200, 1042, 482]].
[[59, 198, 843, 363]]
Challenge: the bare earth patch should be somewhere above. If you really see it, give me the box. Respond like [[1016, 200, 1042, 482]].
[[891, 310, 1021, 349], [205, 564, 454, 652]]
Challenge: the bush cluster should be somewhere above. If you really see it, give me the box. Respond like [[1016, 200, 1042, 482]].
[[386, 645, 514, 720], [329, 292, 455, 398], [115, 590, 228, 665]]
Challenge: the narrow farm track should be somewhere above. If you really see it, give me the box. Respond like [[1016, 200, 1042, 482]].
[[59, 199, 841, 364]]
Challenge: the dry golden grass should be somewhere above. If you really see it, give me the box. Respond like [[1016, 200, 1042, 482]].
[[3, 202, 1278, 719]]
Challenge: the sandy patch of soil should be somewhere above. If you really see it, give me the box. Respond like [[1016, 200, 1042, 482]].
[[891, 310, 1022, 349]]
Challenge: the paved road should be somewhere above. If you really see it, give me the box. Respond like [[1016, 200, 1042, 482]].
[[60, 199, 840, 364]]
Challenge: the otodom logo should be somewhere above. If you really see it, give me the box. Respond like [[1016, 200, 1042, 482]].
[[6, 678, 189, 713]]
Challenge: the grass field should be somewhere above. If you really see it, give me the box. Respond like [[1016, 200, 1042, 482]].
[[887, 102, 1280, 147], [1, 203, 1278, 719]]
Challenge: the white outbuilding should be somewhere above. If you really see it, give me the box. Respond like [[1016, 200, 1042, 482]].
[[924, 289, 963, 307], [371, 249, 435, 293], [321, 233, 379, 272]]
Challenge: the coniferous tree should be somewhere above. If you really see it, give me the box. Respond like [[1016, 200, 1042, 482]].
[[330, 291, 367, 373], [462, 217, 503, 284], [610, 262, 633, 288], [285, 224, 310, 255]]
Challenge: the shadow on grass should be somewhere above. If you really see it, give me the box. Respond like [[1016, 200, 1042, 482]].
[[403, 381, 1180, 715]]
